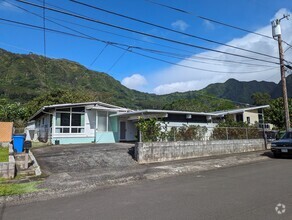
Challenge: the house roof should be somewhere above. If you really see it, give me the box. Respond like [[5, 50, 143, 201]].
[[209, 105, 270, 117], [111, 109, 215, 118], [111, 105, 270, 120], [29, 101, 129, 121]]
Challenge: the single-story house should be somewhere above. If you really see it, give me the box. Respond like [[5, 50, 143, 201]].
[[28, 102, 270, 145], [29, 102, 131, 145]]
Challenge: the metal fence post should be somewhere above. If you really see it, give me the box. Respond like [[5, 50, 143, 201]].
[[246, 127, 248, 139], [139, 129, 142, 143], [174, 128, 176, 142]]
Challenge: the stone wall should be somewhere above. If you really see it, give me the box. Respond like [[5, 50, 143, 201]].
[[135, 139, 265, 164]]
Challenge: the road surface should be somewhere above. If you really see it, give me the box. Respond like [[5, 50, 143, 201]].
[[1, 157, 291, 220]]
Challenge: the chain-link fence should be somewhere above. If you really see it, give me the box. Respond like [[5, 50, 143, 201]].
[[140, 125, 265, 142], [13, 127, 50, 143]]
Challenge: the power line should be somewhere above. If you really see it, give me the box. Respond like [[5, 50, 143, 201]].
[[0, 17, 280, 74], [46, 14, 276, 67], [114, 45, 278, 74], [107, 46, 131, 72], [145, 0, 273, 39], [146, 0, 292, 49], [6, 0, 278, 69], [16, 0, 281, 66], [70, 0, 279, 61], [132, 47, 276, 68], [89, 43, 109, 67], [39, 0, 278, 65]]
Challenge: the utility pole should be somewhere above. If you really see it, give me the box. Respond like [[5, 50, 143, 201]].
[[271, 15, 291, 131]]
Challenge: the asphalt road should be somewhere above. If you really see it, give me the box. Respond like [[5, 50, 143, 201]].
[[2, 157, 292, 220]]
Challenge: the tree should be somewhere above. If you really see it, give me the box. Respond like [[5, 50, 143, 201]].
[[25, 89, 97, 116], [265, 98, 292, 129], [0, 99, 29, 127], [162, 94, 235, 112], [251, 92, 271, 105]]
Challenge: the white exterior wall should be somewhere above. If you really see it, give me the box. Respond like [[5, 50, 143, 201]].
[[85, 109, 96, 136], [243, 110, 259, 124]]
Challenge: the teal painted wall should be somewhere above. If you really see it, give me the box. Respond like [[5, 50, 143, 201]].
[[52, 137, 94, 145], [109, 116, 118, 132], [95, 132, 118, 143]]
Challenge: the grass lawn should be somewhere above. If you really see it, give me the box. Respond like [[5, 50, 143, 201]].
[[0, 181, 42, 196], [0, 147, 9, 162]]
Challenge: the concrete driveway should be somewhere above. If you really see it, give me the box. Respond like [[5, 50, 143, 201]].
[[33, 143, 137, 175], [32, 143, 145, 193]]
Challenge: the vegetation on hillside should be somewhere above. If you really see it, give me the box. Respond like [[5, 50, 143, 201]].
[[162, 93, 235, 112], [0, 48, 291, 129]]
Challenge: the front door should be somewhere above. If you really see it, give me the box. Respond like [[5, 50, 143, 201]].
[[120, 121, 126, 140]]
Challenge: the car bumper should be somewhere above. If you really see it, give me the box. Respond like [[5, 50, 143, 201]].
[[271, 148, 292, 154]]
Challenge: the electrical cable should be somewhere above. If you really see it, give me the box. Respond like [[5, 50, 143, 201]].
[[145, 0, 272, 39], [70, 0, 279, 61], [6, 1, 279, 70], [107, 46, 131, 72], [146, 0, 292, 49], [0, 17, 281, 74], [89, 43, 109, 67], [16, 0, 281, 65], [46, 15, 276, 67]]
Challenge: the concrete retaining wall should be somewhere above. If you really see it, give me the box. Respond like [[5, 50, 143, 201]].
[[0, 145, 15, 178], [0, 155, 15, 178], [135, 139, 265, 164]]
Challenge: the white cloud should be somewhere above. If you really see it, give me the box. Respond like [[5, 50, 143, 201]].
[[171, 20, 189, 32], [150, 9, 292, 94], [0, 1, 21, 12], [203, 20, 215, 30], [121, 74, 147, 90]]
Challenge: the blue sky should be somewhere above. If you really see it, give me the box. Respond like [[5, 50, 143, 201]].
[[0, 0, 291, 94]]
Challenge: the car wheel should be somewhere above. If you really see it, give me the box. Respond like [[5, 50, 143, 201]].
[[273, 152, 281, 158]]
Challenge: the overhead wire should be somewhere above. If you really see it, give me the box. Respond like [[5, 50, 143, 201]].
[[70, 0, 279, 61], [45, 14, 275, 67], [38, 0, 279, 65], [2, 1, 282, 106], [16, 0, 281, 66], [146, 0, 292, 50], [132, 47, 276, 68], [0, 17, 278, 74], [145, 0, 270, 39], [107, 46, 131, 72], [2, 0, 278, 69], [89, 43, 109, 67]]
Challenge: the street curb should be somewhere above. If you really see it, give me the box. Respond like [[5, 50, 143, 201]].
[[0, 150, 271, 206]]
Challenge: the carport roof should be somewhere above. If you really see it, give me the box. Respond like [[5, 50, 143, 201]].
[[111, 109, 214, 118], [111, 105, 270, 120], [209, 105, 270, 116]]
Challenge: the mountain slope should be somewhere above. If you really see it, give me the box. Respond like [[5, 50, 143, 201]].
[[200, 78, 279, 103], [0, 48, 290, 109]]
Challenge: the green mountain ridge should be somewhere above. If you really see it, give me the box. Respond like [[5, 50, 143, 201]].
[[0, 48, 290, 109]]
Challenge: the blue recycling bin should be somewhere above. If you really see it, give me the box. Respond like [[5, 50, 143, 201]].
[[12, 134, 26, 153]]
